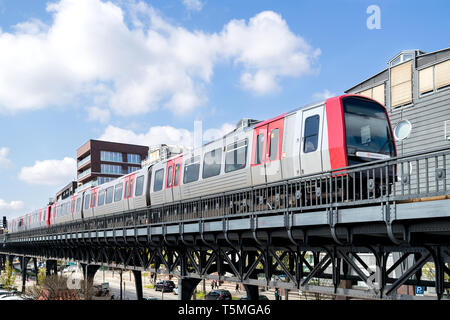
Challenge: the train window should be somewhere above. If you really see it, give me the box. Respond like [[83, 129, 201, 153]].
[[154, 169, 164, 192], [304, 115, 320, 153], [225, 139, 248, 173], [84, 194, 90, 210], [269, 129, 279, 161], [76, 197, 82, 212], [98, 190, 105, 206], [114, 183, 123, 202], [174, 164, 180, 186], [105, 187, 114, 204], [166, 166, 173, 188], [135, 176, 145, 196], [255, 134, 264, 165], [183, 156, 200, 184], [203, 148, 222, 179]]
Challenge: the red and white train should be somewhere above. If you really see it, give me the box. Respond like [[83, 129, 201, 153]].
[[7, 95, 396, 233]]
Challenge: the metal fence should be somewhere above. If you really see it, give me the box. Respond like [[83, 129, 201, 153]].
[[3, 147, 450, 240]]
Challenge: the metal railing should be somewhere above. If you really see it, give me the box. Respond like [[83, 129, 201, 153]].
[[3, 147, 450, 241]]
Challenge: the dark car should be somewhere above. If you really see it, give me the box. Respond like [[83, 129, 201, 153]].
[[205, 290, 232, 300], [154, 280, 176, 292], [239, 295, 269, 300]]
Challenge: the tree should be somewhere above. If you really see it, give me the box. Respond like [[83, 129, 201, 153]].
[[26, 274, 96, 300], [0, 260, 17, 290], [37, 267, 46, 286]]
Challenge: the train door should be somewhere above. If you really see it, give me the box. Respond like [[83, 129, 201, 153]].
[[265, 119, 284, 183], [46, 205, 51, 227], [88, 187, 98, 217], [301, 107, 324, 175], [164, 160, 174, 203], [172, 156, 183, 201], [251, 125, 268, 185], [124, 174, 136, 210], [251, 117, 285, 184], [70, 196, 77, 219]]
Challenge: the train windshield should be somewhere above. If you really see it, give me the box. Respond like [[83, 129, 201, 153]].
[[343, 97, 395, 164]]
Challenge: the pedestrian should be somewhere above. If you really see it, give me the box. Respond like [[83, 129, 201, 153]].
[[211, 280, 214, 291], [235, 283, 240, 293]]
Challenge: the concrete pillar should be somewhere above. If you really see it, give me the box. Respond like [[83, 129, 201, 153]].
[[243, 284, 260, 300], [132, 270, 143, 300], [80, 264, 100, 287], [178, 278, 202, 300], [20, 257, 30, 293]]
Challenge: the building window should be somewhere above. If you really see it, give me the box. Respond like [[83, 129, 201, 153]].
[[183, 156, 200, 184], [101, 164, 122, 174], [357, 83, 385, 106], [127, 166, 140, 174], [303, 115, 320, 153], [98, 177, 115, 185], [419, 60, 450, 95], [101, 151, 123, 162], [127, 154, 141, 164], [390, 60, 412, 108], [225, 139, 248, 173], [203, 149, 222, 179]]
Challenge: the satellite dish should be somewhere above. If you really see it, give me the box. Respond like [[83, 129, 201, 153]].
[[394, 120, 412, 141]]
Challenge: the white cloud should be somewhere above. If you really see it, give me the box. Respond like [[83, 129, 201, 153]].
[[182, 0, 204, 11], [99, 122, 235, 149], [0, 147, 11, 168], [18, 157, 77, 186], [0, 0, 320, 115], [221, 11, 321, 94], [313, 89, 335, 101], [0, 199, 25, 215], [86, 106, 111, 123]]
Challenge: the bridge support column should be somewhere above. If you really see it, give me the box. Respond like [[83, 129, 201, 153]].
[[244, 284, 260, 300], [178, 278, 202, 300], [46, 260, 58, 275], [132, 270, 143, 300], [80, 264, 100, 288], [20, 256, 30, 293]]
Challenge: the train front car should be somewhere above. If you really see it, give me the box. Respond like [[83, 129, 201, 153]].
[[325, 94, 397, 197]]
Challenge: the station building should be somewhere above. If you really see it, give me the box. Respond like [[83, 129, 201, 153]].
[[76, 140, 149, 191], [345, 47, 450, 156]]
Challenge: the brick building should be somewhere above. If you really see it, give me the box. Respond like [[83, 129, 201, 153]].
[[76, 140, 149, 190]]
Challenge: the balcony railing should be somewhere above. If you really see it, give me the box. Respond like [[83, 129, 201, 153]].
[[77, 168, 91, 180], [78, 155, 91, 168]]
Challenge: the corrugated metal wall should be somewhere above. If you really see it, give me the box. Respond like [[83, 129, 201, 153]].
[[390, 88, 450, 156]]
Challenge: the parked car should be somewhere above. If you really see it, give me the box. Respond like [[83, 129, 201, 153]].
[[240, 295, 269, 300], [154, 280, 175, 292], [205, 290, 232, 300]]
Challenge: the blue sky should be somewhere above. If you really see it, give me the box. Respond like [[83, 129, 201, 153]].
[[0, 0, 448, 218]]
